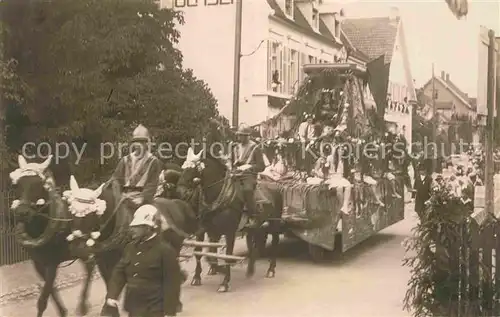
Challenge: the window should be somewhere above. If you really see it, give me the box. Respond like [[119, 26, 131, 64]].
[[312, 9, 319, 30], [308, 55, 317, 64], [393, 83, 400, 101], [434, 89, 439, 100], [268, 40, 282, 92], [289, 49, 299, 94], [300, 53, 307, 81], [285, 0, 293, 17]]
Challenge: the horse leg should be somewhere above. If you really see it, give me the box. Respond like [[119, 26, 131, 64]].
[[266, 225, 280, 278], [218, 232, 236, 293], [76, 257, 95, 316], [191, 232, 204, 286], [33, 261, 67, 317], [207, 233, 222, 275], [245, 229, 257, 278]]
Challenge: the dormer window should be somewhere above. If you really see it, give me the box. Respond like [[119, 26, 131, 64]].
[[285, 0, 293, 18], [312, 8, 319, 30]]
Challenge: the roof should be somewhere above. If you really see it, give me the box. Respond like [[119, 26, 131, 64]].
[[267, 0, 341, 47], [341, 17, 399, 64], [423, 76, 473, 110]]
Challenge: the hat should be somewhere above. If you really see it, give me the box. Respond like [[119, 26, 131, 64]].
[[129, 204, 159, 228], [236, 123, 252, 135], [132, 124, 150, 142]]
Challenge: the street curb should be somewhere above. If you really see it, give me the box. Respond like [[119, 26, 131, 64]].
[[0, 271, 101, 306]]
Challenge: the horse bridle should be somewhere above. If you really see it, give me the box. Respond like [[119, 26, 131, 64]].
[[13, 170, 73, 222]]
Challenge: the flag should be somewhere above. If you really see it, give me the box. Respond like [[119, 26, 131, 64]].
[[366, 54, 389, 120]]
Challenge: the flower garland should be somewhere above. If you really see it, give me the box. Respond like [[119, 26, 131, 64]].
[[63, 190, 107, 218]]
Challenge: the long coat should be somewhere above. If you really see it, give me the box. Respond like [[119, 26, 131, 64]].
[[414, 174, 432, 216], [107, 235, 182, 316]]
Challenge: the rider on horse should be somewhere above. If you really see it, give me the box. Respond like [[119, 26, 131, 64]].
[[231, 123, 265, 228], [111, 124, 162, 216]]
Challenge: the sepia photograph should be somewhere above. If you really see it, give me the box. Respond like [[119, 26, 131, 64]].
[[0, 0, 499, 316]]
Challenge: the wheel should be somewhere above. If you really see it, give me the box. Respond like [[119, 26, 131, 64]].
[[308, 244, 327, 263]]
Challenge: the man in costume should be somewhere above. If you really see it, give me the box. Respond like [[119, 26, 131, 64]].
[[111, 124, 162, 215], [231, 123, 265, 227], [105, 205, 181, 317]]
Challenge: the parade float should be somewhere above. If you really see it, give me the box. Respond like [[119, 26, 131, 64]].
[[252, 62, 406, 261]]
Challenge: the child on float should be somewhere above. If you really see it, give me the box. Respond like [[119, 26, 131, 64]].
[[307, 129, 352, 214]]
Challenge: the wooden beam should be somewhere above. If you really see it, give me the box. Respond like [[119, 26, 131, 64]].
[[192, 251, 246, 261], [183, 240, 226, 248]]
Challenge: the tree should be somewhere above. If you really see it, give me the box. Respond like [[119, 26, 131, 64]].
[[2, 0, 219, 184]]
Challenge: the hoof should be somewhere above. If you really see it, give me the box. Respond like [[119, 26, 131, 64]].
[[246, 267, 255, 278], [217, 284, 229, 292], [191, 278, 202, 286], [77, 303, 89, 316], [265, 270, 275, 278], [207, 266, 219, 275]]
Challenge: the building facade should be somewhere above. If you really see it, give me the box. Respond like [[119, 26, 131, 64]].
[[422, 71, 475, 117], [162, 0, 346, 126]]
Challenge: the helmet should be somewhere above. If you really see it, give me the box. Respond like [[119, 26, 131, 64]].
[[132, 124, 150, 142], [236, 123, 252, 135], [129, 204, 158, 228]]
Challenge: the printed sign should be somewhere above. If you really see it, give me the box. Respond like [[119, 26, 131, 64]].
[[173, 0, 234, 7]]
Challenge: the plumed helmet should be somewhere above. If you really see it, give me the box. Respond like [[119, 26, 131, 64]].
[[236, 123, 252, 135], [129, 204, 159, 228], [132, 124, 150, 142]]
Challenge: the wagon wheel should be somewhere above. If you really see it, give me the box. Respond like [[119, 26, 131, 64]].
[[246, 233, 267, 256], [308, 243, 328, 262]]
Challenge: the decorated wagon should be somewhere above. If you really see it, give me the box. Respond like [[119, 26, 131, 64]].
[[252, 63, 407, 261]]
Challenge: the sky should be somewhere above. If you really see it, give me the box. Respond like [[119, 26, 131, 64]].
[[330, 0, 500, 97]]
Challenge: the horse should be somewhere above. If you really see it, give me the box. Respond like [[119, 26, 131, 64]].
[[176, 147, 283, 293], [8, 155, 95, 317], [62, 175, 197, 315]]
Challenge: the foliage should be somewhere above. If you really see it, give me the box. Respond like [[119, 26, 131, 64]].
[[1, 0, 220, 185], [403, 183, 472, 316]]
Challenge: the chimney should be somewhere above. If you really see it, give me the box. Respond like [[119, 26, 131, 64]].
[[389, 7, 399, 22], [446, 73, 450, 82]]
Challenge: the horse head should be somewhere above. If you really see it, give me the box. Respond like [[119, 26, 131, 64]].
[[10, 155, 55, 223], [177, 146, 227, 206], [62, 175, 108, 252]]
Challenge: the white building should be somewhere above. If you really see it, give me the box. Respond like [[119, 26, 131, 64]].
[[162, 0, 346, 126]]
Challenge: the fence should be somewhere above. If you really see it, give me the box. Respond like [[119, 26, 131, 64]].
[[0, 190, 30, 266], [449, 221, 500, 316]]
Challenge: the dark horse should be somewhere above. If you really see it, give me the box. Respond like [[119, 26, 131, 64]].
[[9, 155, 95, 317], [61, 174, 197, 315], [176, 147, 283, 293]]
